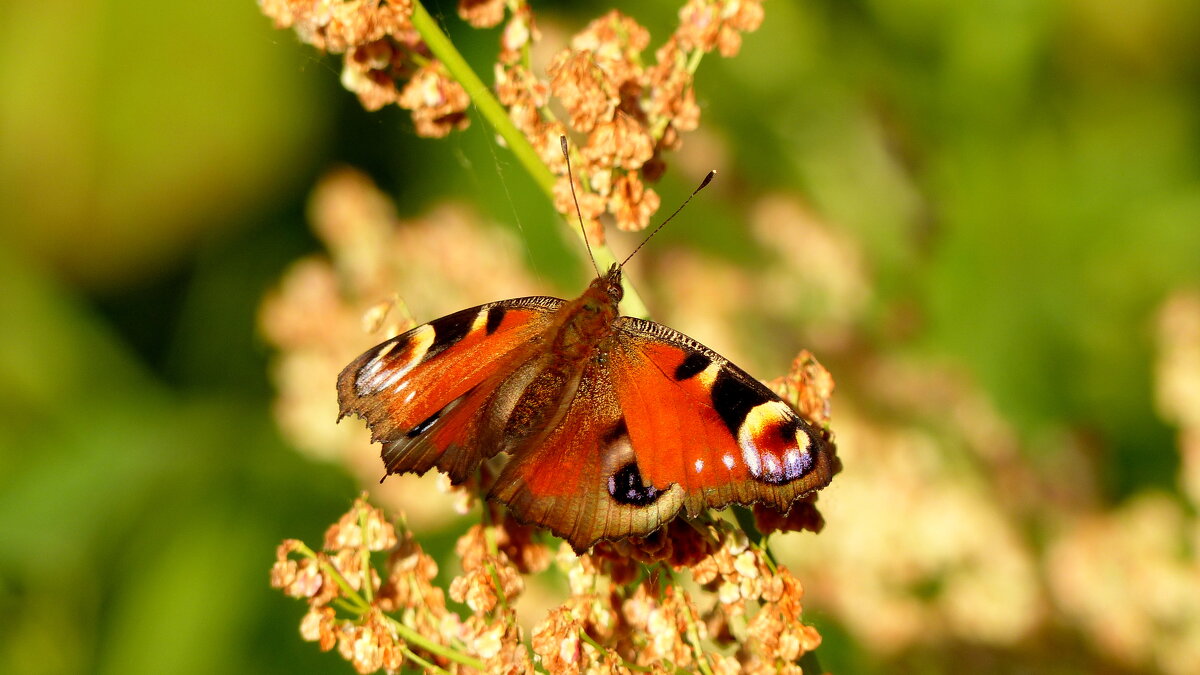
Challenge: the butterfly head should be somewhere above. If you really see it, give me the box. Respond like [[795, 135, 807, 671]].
[[580, 263, 625, 317], [603, 263, 624, 302]]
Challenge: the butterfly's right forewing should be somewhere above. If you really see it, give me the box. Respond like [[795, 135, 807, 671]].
[[608, 317, 837, 517]]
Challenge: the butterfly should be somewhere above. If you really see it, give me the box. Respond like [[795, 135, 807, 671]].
[[337, 165, 837, 552]]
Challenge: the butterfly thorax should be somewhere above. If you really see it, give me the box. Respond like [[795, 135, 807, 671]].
[[501, 266, 624, 443], [551, 265, 623, 360]]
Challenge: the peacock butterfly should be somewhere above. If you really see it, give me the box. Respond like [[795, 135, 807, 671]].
[[337, 147, 837, 551]]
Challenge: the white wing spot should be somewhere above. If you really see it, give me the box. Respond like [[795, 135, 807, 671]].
[[763, 453, 783, 479], [722, 453, 736, 470], [354, 325, 435, 396], [741, 437, 762, 477], [357, 358, 383, 384], [783, 448, 809, 479], [694, 458, 704, 474], [738, 400, 798, 480], [372, 368, 404, 393]]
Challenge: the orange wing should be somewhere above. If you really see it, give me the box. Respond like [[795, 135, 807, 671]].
[[337, 296, 562, 483], [489, 317, 837, 550], [489, 356, 689, 549], [611, 318, 837, 515]]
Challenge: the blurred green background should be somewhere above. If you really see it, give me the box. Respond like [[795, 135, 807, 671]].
[[2, 0, 1198, 673]]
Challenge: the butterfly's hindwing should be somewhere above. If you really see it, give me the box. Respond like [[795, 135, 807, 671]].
[[489, 361, 688, 549]]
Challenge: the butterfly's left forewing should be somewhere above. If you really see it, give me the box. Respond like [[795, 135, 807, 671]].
[[337, 296, 563, 483]]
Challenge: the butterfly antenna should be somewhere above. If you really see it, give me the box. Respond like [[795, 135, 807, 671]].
[[561, 136, 601, 277], [620, 170, 715, 267]]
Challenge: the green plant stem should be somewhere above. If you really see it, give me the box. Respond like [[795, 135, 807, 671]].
[[384, 615, 486, 671], [675, 586, 715, 675], [650, 46, 706, 141], [409, 0, 650, 317], [685, 44, 706, 76], [357, 510, 374, 603], [294, 543, 371, 613], [755, 538, 779, 575], [330, 597, 358, 615], [484, 557, 540, 666], [578, 631, 653, 672], [485, 561, 511, 613], [292, 543, 482, 670], [411, 0, 554, 195], [401, 646, 454, 675]]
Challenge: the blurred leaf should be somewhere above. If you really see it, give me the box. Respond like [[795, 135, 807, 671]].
[[0, 237, 354, 674], [0, 0, 327, 289]]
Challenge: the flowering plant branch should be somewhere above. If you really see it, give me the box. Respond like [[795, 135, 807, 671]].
[[272, 493, 828, 673], [259, 1, 837, 672], [260, 0, 759, 318], [403, 1, 648, 317]]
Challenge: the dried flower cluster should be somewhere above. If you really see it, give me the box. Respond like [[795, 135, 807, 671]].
[[260, 0, 469, 134], [514, 0, 764, 239], [260, 0, 765, 240], [272, 496, 542, 672], [273, 494, 825, 673]]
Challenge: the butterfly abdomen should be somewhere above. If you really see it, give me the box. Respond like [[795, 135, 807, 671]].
[[503, 367, 572, 442]]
